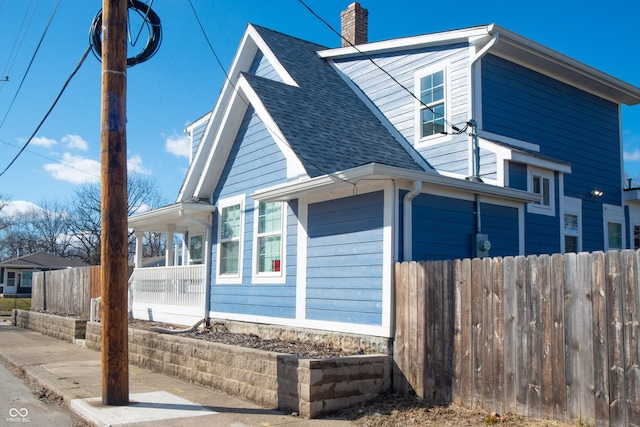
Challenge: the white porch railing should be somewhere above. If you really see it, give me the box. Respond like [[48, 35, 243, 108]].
[[130, 265, 206, 308]]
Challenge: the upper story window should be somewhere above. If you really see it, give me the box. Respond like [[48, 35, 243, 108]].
[[528, 167, 555, 216], [217, 196, 244, 281], [562, 197, 582, 254], [415, 65, 449, 145], [419, 71, 445, 137], [254, 201, 285, 282]]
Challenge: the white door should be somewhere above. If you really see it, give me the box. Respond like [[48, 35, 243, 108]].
[[4, 270, 17, 294]]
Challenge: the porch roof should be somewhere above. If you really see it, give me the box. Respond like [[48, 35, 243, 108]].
[[128, 201, 216, 233]]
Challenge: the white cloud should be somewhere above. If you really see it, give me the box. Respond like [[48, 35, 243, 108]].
[[624, 149, 640, 162], [43, 153, 100, 184], [62, 134, 89, 151], [165, 134, 190, 158], [2, 200, 40, 216], [31, 136, 57, 148], [128, 155, 151, 175]]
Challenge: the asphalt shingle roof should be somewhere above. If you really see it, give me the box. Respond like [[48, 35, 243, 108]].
[[0, 251, 89, 269], [248, 25, 426, 178]]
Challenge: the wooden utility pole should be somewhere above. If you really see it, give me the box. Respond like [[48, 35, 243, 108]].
[[100, 0, 129, 405]]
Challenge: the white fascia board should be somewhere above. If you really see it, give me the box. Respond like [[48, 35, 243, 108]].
[[246, 25, 298, 87], [128, 202, 216, 231], [486, 24, 640, 105], [252, 163, 540, 203], [318, 26, 489, 60], [479, 138, 571, 173]]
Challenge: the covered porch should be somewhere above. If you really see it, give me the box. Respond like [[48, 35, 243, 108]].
[[128, 201, 215, 325]]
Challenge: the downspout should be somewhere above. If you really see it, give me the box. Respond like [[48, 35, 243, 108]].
[[403, 181, 422, 261], [179, 208, 212, 325]]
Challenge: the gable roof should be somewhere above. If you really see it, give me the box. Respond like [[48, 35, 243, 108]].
[[177, 24, 429, 202], [0, 251, 88, 269]]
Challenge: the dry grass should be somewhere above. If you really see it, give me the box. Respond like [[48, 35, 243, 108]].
[[0, 297, 30, 314]]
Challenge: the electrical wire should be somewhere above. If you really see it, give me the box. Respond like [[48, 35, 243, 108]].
[[0, 137, 100, 180], [0, 45, 92, 178], [0, 0, 60, 128], [187, 0, 355, 188], [296, 0, 468, 135]]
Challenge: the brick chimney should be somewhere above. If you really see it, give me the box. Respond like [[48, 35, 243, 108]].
[[340, 2, 368, 47]]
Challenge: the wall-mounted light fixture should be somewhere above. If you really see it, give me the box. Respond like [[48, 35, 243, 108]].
[[591, 189, 604, 197]]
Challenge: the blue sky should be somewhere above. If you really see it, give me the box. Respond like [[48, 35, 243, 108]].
[[1, 0, 639, 213]]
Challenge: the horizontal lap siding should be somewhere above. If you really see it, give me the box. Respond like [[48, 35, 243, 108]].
[[211, 107, 296, 318], [249, 50, 283, 82], [481, 54, 621, 207], [191, 120, 208, 160], [525, 174, 561, 255], [306, 191, 384, 325], [334, 45, 471, 174], [412, 194, 519, 260]]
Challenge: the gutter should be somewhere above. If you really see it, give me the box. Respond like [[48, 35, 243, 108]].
[[179, 208, 212, 324], [402, 181, 422, 261]]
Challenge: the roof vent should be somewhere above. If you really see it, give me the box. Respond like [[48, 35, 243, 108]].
[[340, 2, 368, 47]]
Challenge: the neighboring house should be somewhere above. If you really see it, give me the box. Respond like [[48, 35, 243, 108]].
[[128, 3, 640, 336], [0, 251, 89, 296]]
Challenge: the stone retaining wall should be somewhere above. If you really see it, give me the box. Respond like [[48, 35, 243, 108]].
[[12, 310, 87, 343], [85, 321, 390, 418]]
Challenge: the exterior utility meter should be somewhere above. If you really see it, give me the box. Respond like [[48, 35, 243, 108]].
[[472, 233, 491, 258]]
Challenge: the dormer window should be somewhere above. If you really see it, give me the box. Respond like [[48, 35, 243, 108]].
[[415, 65, 449, 145], [419, 70, 445, 137]]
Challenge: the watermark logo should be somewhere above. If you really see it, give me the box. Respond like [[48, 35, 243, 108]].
[[6, 408, 30, 423]]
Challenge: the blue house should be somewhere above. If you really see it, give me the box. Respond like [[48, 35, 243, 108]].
[[128, 3, 640, 336]]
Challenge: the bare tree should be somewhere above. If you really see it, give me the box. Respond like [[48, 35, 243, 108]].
[[69, 174, 167, 265]]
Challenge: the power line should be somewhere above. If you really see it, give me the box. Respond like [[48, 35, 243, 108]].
[[0, 0, 60, 128], [296, 0, 468, 135], [0, 45, 92, 177], [0, 137, 100, 179]]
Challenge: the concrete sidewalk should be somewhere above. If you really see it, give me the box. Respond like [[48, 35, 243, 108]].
[[0, 323, 355, 427]]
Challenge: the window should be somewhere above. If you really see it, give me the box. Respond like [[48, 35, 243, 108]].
[[528, 168, 555, 216], [607, 222, 623, 250], [20, 271, 33, 288], [564, 214, 579, 253], [189, 234, 203, 265], [634, 225, 640, 249], [255, 201, 283, 275], [603, 204, 625, 251], [419, 71, 445, 137], [562, 197, 582, 253], [218, 198, 243, 278]]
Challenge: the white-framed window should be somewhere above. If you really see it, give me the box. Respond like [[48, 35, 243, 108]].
[[188, 234, 203, 265], [217, 196, 244, 282], [562, 197, 582, 253], [414, 64, 450, 145], [253, 200, 285, 283], [528, 167, 555, 216], [603, 204, 625, 250], [20, 271, 33, 288]]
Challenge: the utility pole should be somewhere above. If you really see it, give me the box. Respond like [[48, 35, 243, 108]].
[[100, 0, 129, 405]]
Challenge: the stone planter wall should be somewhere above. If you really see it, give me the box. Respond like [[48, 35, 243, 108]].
[[13, 310, 87, 343], [85, 322, 390, 418]]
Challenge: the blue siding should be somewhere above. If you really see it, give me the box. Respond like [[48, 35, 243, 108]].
[[524, 172, 561, 255], [306, 191, 384, 325], [190, 120, 208, 162], [334, 44, 471, 174], [210, 107, 296, 318], [248, 50, 283, 82], [482, 54, 621, 208], [412, 194, 519, 260], [509, 162, 528, 191]]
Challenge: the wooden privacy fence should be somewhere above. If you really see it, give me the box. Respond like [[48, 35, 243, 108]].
[[31, 266, 101, 316], [394, 251, 640, 426]]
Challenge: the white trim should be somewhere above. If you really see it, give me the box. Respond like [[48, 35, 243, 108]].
[[216, 195, 245, 284], [251, 200, 287, 284], [381, 181, 395, 335], [414, 62, 453, 148], [603, 204, 626, 250], [527, 167, 556, 216], [478, 131, 540, 152], [628, 205, 640, 249], [296, 201, 308, 320]]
